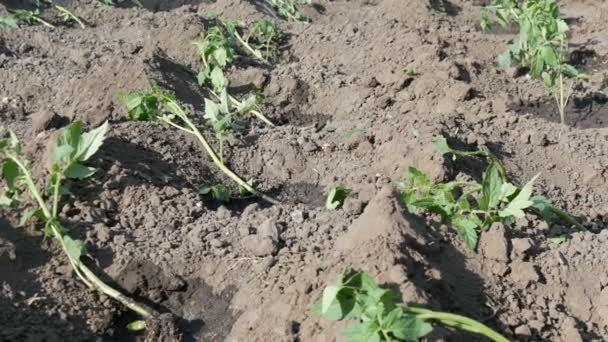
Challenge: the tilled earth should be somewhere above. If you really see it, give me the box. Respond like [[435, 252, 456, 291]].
[[1, 0, 608, 341]]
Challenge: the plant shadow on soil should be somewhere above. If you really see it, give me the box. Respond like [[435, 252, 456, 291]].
[[0, 218, 98, 340], [108, 260, 237, 342], [512, 95, 608, 129], [89, 0, 209, 11], [428, 0, 461, 16], [390, 207, 504, 340]]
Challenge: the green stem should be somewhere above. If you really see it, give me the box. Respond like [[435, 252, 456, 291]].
[[54, 5, 86, 29], [558, 73, 565, 125], [403, 306, 509, 342], [6, 152, 154, 319], [210, 90, 276, 127], [32, 16, 55, 28], [233, 31, 268, 64], [161, 97, 280, 205]]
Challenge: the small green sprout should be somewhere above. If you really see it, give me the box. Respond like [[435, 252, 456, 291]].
[[481, 0, 588, 125], [127, 320, 147, 331], [119, 87, 279, 205], [199, 184, 232, 203], [398, 136, 583, 250], [326, 185, 352, 210], [0, 122, 154, 319], [270, 0, 311, 22], [403, 65, 416, 77], [314, 271, 509, 342]]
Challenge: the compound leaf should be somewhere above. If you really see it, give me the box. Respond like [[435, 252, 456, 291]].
[[63, 235, 88, 262], [499, 174, 539, 218], [65, 163, 97, 180], [78, 121, 109, 161], [452, 215, 479, 251]]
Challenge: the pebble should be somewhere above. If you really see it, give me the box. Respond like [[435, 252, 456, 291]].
[[290, 210, 306, 224]]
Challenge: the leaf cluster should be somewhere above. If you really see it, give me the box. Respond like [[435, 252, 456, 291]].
[[269, 0, 311, 22], [1, 121, 108, 265], [194, 26, 235, 93], [228, 19, 281, 63], [398, 136, 581, 250], [312, 271, 432, 342], [481, 0, 584, 97]]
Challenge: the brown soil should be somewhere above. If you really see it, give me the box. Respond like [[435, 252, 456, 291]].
[[1, 0, 608, 341]]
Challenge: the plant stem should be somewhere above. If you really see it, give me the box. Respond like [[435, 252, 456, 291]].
[[233, 31, 268, 64], [54, 5, 86, 29], [6, 152, 155, 319], [403, 306, 509, 342], [162, 97, 280, 205], [32, 16, 55, 28], [558, 73, 566, 125], [210, 90, 276, 127]]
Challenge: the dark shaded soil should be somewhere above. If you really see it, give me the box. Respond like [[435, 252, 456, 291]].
[[1, 0, 608, 341]]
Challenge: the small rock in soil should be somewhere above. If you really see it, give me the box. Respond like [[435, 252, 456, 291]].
[[259, 218, 280, 241], [343, 198, 365, 216], [511, 238, 534, 257], [209, 238, 226, 248], [479, 223, 509, 262], [510, 262, 540, 286], [530, 132, 548, 146], [95, 224, 111, 243], [217, 206, 232, 220], [31, 111, 68, 133], [514, 325, 532, 337], [290, 210, 306, 224], [241, 235, 277, 257], [447, 82, 474, 101]]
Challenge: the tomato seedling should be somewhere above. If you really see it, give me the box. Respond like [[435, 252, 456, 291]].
[[0, 122, 154, 319], [398, 136, 584, 250], [226, 19, 281, 64], [326, 185, 352, 210], [194, 25, 275, 127], [119, 87, 280, 205], [270, 0, 311, 22], [314, 271, 509, 342], [481, 0, 587, 125], [0, 0, 86, 29]]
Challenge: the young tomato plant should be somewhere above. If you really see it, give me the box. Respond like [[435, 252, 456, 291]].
[[119, 87, 279, 205], [314, 271, 509, 342], [226, 20, 281, 64], [398, 136, 583, 250], [194, 25, 275, 127], [481, 0, 587, 125], [0, 122, 154, 319], [0, 1, 85, 29], [270, 0, 311, 22], [204, 88, 258, 163]]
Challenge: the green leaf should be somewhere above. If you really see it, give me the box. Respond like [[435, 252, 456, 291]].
[[432, 135, 452, 155], [53, 145, 75, 164], [497, 50, 512, 70], [65, 163, 97, 179], [63, 235, 88, 262], [210, 67, 228, 93], [479, 162, 502, 211], [343, 321, 381, 342], [499, 174, 539, 218], [321, 285, 342, 314], [390, 313, 433, 341], [127, 320, 146, 331], [18, 208, 44, 227], [78, 121, 109, 161], [326, 185, 352, 210], [452, 215, 479, 250], [541, 46, 558, 68], [2, 159, 20, 191], [0, 15, 18, 28]]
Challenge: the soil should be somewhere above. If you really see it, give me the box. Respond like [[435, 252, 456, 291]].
[[1, 0, 608, 341]]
